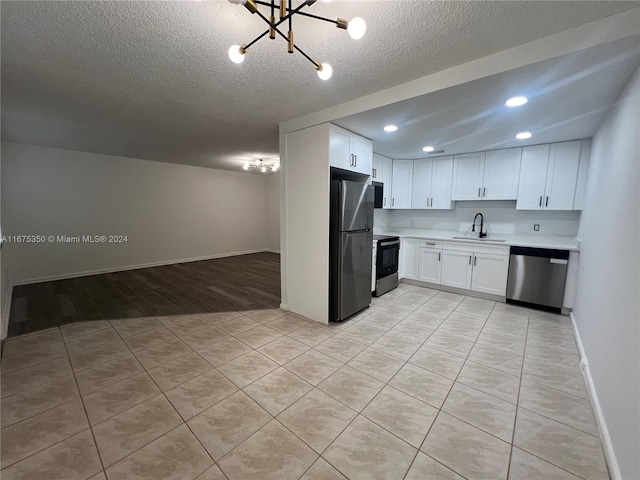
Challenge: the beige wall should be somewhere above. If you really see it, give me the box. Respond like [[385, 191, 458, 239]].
[[266, 174, 280, 252], [1, 142, 275, 287]]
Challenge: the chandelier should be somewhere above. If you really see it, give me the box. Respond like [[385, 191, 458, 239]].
[[227, 0, 366, 80], [243, 159, 280, 173]]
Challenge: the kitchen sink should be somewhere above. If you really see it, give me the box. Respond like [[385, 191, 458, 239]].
[[451, 236, 507, 242]]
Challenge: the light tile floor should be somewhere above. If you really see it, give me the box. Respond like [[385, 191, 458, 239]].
[[0, 284, 609, 479]]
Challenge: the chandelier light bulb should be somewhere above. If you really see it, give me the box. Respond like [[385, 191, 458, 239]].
[[243, 162, 250, 170], [347, 17, 366, 40], [255, 159, 262, 165], [228, 45, 245, 64], [261, 166, 267, 173], [317, 62, 333, 80]]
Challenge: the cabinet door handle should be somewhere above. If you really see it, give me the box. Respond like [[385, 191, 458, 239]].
[[539, 196, 543, 207], [474, 256, 477, 266], [430, 198, 433, 207], [426, 242, 436, 246], [469, 255, 472, 265], [478, 187, 481, 198], [545, 196, 549, 207], [392, 198, 395, 207], [349, 154, 353, 166], [354, 155, 357, 167], [383, 197, 386, 207], [483, 187, 486, 197], [438, 252, 441, 261], [372, 168, 376, 178]]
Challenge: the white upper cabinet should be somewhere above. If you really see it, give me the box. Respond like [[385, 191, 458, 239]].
[[329, 124, 372, 176], [516, 140, 582, 211], [411, 159, 433, 209], [516, 144, 550, 209], [545, 141, 581, 210], [451, 152, 485, 200], [573, 140, 591, 210], [351, 135, 373, 175], [431, 157, 455, 209], [372, 153, 393, 185], [452, 149, 521, 200], [411, 157, 454, 210], [391, 160, 413, 209], [483, 148, 522, 200]]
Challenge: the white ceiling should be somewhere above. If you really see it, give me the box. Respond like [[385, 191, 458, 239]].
[[334, 35, 640, 159], [1, 1, 639, 172]]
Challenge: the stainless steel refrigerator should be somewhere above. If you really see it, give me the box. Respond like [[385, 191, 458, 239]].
[[330, 180, 374, 322]]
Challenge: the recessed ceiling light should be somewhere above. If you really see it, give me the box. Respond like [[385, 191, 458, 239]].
[[516, 131, 532, 140], [422, 146, 435, 152], [506, 96, 528, 107], [384, 125, 398, 132]]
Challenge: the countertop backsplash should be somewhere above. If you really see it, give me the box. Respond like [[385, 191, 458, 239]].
[[374, 201, 581, 237]]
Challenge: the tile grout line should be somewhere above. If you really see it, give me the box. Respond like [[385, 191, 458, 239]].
[[407, 296, 497, 480]]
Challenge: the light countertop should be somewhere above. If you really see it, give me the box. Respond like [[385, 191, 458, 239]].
[[374, 228, 580, 251]]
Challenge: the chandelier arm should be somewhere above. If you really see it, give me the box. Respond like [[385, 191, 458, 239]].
[[293, 11, 339, 25], [244, 29, 271, 50], [265, 21, 318, 66]]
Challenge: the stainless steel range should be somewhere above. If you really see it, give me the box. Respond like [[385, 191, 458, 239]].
[[373, 234, 400, 297]]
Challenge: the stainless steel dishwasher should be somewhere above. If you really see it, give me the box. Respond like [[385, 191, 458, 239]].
[[506, 246, 569, 312]]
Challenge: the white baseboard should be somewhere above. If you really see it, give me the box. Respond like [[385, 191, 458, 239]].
[[13, 249, 272, 286], [570, 312, 620, 480], [265, 249, 281, 254], [279, 303, 289, 311]]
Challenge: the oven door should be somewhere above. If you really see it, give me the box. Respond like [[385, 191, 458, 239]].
[[376, 239, 400, 278]]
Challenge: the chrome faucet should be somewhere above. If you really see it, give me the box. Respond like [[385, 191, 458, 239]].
[[472, 213, 487, 238]]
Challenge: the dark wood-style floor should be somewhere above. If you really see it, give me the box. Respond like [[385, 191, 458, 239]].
[[8, 252, 280, 337]]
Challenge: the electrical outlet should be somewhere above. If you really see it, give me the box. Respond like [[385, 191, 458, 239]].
[[533, 224, 540, 232]]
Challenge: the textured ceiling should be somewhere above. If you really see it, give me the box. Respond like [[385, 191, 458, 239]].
[[335, 36, 640, 159], [2, 1, 639, 172]]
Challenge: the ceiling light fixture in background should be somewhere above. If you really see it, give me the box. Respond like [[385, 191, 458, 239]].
[[227, 0, 366, 80], [422, 146, 435, 152], [506, 96, 528, 107], [516, 131, 532, 139], [384, 125, 398, 132], [243, 159, 280, 173]]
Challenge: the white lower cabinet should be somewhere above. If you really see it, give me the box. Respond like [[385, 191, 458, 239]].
[[419, 248, 442, 284], [470, 253, 510, 295], [400, 238, 419, 280], [400, 238, 509, 297], [441, 242, 510, 296], [441, 250, 473, 289]]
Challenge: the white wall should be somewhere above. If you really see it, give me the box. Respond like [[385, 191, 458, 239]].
[[265, 174, 280, 252], [573, 67, 639, 479], [283, 123, 330, 323], [1, 142, 273, 285], [379, 201, 581, 236]]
